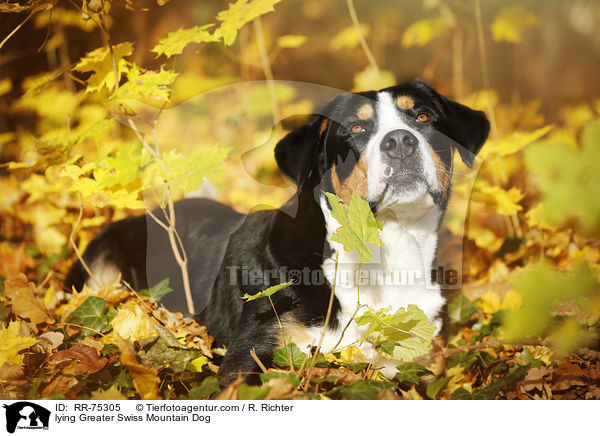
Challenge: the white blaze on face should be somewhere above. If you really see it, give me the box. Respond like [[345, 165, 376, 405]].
[[364, 92, 441, 206]]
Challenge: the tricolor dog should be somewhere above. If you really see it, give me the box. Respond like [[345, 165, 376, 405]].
[[66, 79, 489, 385]]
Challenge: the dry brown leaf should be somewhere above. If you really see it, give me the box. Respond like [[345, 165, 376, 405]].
[[4, 274, 54, 328], [551, 361, 588, 391], [41, 374, 80, 398], [0, 363, 24, 381], [47, 344, 108, 376], [521, 367, 550, 393], [38, 331, 64, 352], [115, 334, 160, 400]]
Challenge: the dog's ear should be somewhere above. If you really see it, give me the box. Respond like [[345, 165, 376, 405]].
[[275, 115, 326, 188], [438, 95, 490, 168]]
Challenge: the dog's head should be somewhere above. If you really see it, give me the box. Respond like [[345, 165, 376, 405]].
[[275, 79, 489, 213]]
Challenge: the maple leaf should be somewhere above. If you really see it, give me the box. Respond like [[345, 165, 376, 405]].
[[215, 0, 282, 46], [73, 42, 133, 94], [0, 321, 37, 367], [152, 24, 219, 58], [157, 147, 229, 195], [355, 305, 435, 361], [325, 192, 383, 264], [113, 64, 178, 104], [471, 180, 524, 216]]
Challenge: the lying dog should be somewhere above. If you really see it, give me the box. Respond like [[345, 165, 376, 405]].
[[65, 79, 489, 385]]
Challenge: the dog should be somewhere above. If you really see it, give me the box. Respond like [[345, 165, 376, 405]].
[[65, 79, 489, 386]]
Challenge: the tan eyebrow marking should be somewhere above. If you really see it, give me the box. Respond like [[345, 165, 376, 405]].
[[428, 144, 451, 192], [356, 103, 374, 120], [396, 95, 415, 110], [331, 155, 369, 204]]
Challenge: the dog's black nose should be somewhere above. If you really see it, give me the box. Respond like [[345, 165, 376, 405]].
[[380, 129, 418, 157]]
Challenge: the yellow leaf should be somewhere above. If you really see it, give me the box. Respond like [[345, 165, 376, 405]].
[[480, 125, 553, 160], [73, 42, 133, 94], [4, 274, 54, 326], [0, 78, 11, 97], [467, 226, 503, 252], [329, 24, 370, 51], [91, 385, 127, 400], [351, 66, 396, 92], [402, 16, 451, 47], [491, 5, 539, 43], [480, 290, 501, 315], [526, 203, 557, 231], [501, 289, 523, 312], [340, 345, 365, 363], [115, 334, 160, 400], [215, 0, 282, 46], [110, 302, 158, 342], [276, 34, 307, 48], [187, 356, 208, 372], [0, 321, 37, 368], [471, 180, 524, 216]]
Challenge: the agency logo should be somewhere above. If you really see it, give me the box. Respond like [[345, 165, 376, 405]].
[[2, 402, 50, 434]]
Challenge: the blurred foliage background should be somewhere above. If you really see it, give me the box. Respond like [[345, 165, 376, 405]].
[[0, 0, 599, 400]]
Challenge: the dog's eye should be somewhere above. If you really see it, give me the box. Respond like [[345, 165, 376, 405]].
[[350, 123, 366, 134], [416, 112, 430, 123]]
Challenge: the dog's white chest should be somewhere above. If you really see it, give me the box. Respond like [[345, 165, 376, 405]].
[[291, 200, 445, 378]]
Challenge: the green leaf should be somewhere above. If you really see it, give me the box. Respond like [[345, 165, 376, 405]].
[[395, 362, 433, 384], [272, 343, 307, 369], [502, 262, 600, 346], [152, 24, 220, 58], [237, 384, 271, 400], [65, 296, 108, 335], [137, 325, 204, 373], [524, 119, 600, 234], [241, 280, 293, 302], [157, 148, 229, 195], [447, 294, 477, 324], [140, 278, 175, 302], [187, 377, 220, 399], [328, 380, 394, 400], [325, 192, 383, 263], [355, 305, 435, 361], [260, 372, 301, 387], [426, 376, 452, 399], [215, 0, 282, 46]]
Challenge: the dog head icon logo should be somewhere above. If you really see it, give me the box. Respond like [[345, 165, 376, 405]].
[[3, 402, 50, 433]]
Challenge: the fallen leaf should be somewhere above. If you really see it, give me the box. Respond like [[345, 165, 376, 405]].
[[115, 334, 160, 400], [47, 344, 108, 376], [0, 321, 37, 368], [5, 274, 54, 327]]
